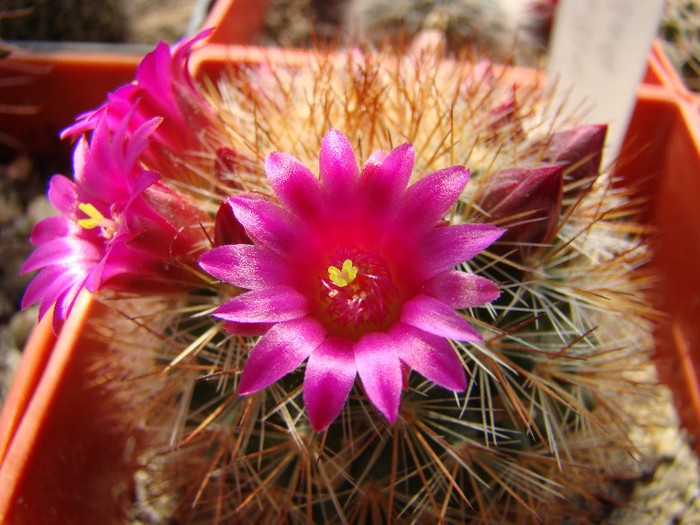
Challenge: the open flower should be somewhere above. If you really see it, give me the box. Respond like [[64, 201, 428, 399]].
[[61, 30, 216, 181], [22, 112, 207, 330], [199, 129, 504, 431]]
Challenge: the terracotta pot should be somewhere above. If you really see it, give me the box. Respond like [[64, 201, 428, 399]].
[[1, 23, 699, 525]]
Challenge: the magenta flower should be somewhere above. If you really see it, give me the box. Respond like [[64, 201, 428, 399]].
[[199, 130, 504, 431], [61, 30, 215, 180], [22, 112, 207, 331]]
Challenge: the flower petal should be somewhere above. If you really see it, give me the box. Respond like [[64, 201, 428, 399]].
[[265, 151, 323, 220], [391, 323, 466, 391], [52, 282, 85, 331], [21, 265, 80, 312], [29, 216, 71, 245], [47, 174, 78, 215], [22, 237, 99, 274], [38, 270, 85, 324], [304, 338, 357, 431], [397, 166, 470, 234], [238, 317, 326, 395], [419, 223, 505, 278], [229, 196, 301, 256], [401, 294, 482, 342], [360, 142, 414, 217], [319, 129, 359, 204], [213, 286, 308, 323], [223, 321, 272, 336], [422, 270, 500, 309], [354, 332, 403, 423], [199, 244, 291, 290]]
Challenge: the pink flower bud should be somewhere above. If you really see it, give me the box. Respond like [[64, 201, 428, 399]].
[[214, 198, 251, 247], [475, 165, 564, 256], [544, 124, 607, 189]]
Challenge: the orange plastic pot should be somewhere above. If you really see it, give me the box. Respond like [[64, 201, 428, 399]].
[[0, 292, 141, 524], [616, 80, 700, 450], [202, 0, 271, 45], [0, 46, 142, 160], [643, 39, 700, 111]]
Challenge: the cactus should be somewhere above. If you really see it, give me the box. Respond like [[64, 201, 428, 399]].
[[22, 32, 662, 524], [660, 0, 700, 91], [345, 0, 557, 64]]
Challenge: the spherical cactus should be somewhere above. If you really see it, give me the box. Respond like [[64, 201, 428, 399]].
[[20, 30, 670, 524]]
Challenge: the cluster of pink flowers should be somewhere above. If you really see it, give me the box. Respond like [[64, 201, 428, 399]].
[[21, 30, 605, 430], [22, 31, 212, 331]]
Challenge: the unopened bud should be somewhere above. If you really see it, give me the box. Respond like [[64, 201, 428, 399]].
[[544, 124, 607, 190], [475, 165, 564, 257], [214, 198, 252, 247]]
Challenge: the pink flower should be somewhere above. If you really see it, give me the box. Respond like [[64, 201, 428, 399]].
[[199, 130, 504, 431], [22, 112, 207, 331], [61, 30, 215, 180]]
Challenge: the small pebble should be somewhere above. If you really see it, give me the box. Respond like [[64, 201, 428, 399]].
[[10, 307, 39, 350], [27, 194, 56, 228]]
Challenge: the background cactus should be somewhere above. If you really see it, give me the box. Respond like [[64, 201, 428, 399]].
[[51, 39, 669, 523], [344, 0, 556, 64], [660, 0, 700, 91]]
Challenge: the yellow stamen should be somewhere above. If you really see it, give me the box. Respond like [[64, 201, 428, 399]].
[[77, 202, 106, 230], [328, 259, 358, 287]]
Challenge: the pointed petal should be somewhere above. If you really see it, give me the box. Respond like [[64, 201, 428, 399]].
[[397, 166, 470, 233], [223, 321, 272, 336], [229, 196, 301, 256], [419, 223, 505, 278], [265, 151, 323, 220], [238, 317, 326, 395], [213, 286, 308, 324], [47, 174, 78, 215], [22, 237, 99, 274], [30, 216, 72, 245], [360, 142, 414, 217], [38, 270, 85, 323], [76, 121, 130, 200], [21, 266, 77, 311], [319, 129, 359, 203], [199, 244, 291, 290], [354, 332, 403, 423], [136, 41, 173, 97], [422, 270, 500, 309], [391, 323, 466, 391], [401, 295, 482, 342], [304, 338, 356, 431], [52, 282, 85, 331]]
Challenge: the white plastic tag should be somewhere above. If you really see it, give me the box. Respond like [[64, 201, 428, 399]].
[[547, 0, 665, 162]]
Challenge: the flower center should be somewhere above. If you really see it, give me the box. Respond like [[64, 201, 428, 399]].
[[77, 202, 118, 240], [318, 247, 399, 339]]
